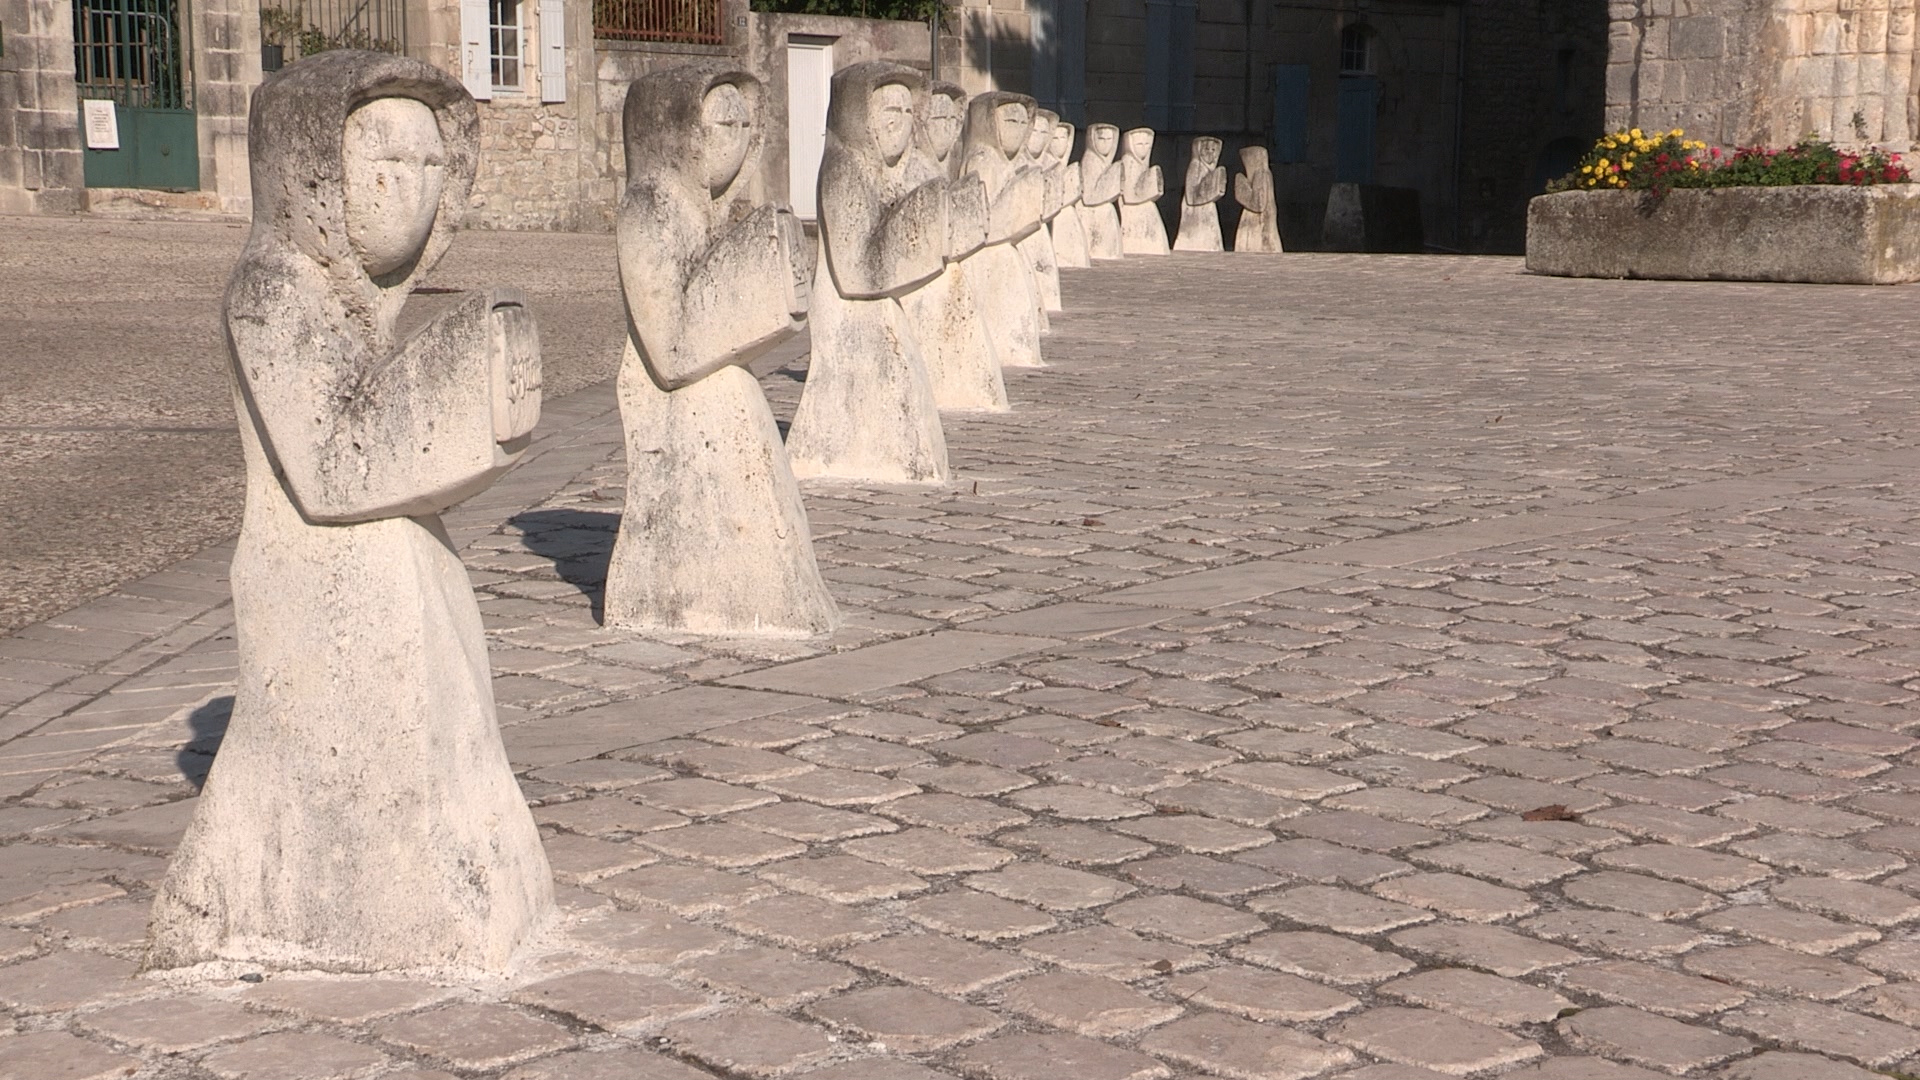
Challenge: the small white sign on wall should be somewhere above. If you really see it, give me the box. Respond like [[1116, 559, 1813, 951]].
[[83, 99, 120, 150]]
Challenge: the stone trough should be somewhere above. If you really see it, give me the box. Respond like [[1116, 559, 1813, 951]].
[[1526, 184, 1920, 285]]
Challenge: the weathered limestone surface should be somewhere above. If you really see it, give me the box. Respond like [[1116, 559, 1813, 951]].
[[1173, 136, 1227, 253], [1049, 122, 1092, 269], [603, 65, 838, 639], [899, 82, 1007, 414], [1079, 123, 1125, 261], [1608, 0, 1920, 152], [1233, 146, 1284, 253], [1526, 186, 1920, 284], [958, 91, 1048, 370], [146, 51, 553, 975], [1120, 127, 1170, 255], [787, 62, 953, 484], [1017, 108, 1064, 317]]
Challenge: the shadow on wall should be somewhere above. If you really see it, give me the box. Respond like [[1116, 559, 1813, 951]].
[[178, 695, 232, 791], [509, 508, 619, 622]]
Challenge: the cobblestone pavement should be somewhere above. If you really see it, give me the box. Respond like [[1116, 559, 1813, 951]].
[[6, 252, 1920, 1079], [0, 216, 626, 634]]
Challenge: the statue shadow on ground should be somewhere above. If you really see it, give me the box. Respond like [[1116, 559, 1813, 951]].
[[178, 694, 232, 791], [508, 508, 619, 622]]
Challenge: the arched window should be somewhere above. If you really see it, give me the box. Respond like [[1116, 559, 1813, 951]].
[[1339, 23, 1375, 76]]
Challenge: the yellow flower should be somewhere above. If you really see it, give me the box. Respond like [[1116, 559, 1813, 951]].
[[1622, 159, 1634, 170], [1669, 128, 1684, 138], [1596, 157, 1609, 169], [1630, 127, 1643, 139]]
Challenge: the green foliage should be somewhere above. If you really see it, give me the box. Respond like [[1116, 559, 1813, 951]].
[[1547, 128, 1910, 195], [749, 0, 946, 23]]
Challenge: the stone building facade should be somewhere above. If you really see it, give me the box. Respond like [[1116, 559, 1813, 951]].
[[1608, 0, 1920, 151], [994, 0, 1608, 253], [0, 0, 258, 216]]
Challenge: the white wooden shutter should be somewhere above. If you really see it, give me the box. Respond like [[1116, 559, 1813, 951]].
[[539, 0, 566, 103], [460, 0, 492, 101]]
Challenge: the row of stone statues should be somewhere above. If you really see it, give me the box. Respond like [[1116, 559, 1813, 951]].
[[145, 51, 1289, 978]]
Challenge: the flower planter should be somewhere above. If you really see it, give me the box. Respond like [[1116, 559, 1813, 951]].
[[1526, 185, 1920, 284]]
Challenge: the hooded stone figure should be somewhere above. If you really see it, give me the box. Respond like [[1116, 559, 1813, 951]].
[[1120, 126, 1170, 254], [1048, 121, 1092, 268], [146, 50, 553, 974], [1018, 107, 1064, 320], [786, 61, 953, 483], [898, 80, 1006, 413], [604, 64, 837, 638], [1234, 145, 1285, 253], [1174, 135, 1228, 252], [957, 90, 1048, 369], [1079, 122, 1125, 260]]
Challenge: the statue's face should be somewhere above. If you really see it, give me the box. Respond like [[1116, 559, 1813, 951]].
[[995, 102, 1029, 157], [1197, 138, 1221, 166], [927, 94, 962, 160], [701, 83, 752, 195], [342, 97, 446, 278], [1025, 113, 1051, 158], [1048, 124, 1072, 161], [1242, 146, 1268, 171], [870, 82, 914, 162], [1126, 129, 1153, 159], [1088, 125, 1116, 157]]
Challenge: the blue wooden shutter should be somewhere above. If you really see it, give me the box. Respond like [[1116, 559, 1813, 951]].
[[1270, 65, 1309, 164]]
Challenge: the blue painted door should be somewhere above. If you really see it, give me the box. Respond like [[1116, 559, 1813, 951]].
[[1335, 75, 1377, 184]]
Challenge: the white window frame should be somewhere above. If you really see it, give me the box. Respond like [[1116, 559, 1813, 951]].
[[489, 0, 525, 94]]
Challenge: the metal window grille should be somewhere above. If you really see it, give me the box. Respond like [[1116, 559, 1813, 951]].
[[594, 0, 724, 44], [491, 0, 522, 88], [73, 0, 189, 109], [259, 0, 408, 67]]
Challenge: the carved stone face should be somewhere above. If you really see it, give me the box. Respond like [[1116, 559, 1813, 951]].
[[701, 82, 752, 195], [927, 93, 963, 161], [342, 97, 446, 279], [1048, 123, 1072, 162], [1088, 125, 1117, 158], [1025, 112, 1050, 158], [1126, 129, 1153, 160], [995, 102, 1029, 157], [1195, 137, 1221, 166], [870, 82, 913, 162]]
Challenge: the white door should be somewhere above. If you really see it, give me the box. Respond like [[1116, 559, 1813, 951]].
[[787, 38, 833, 219]]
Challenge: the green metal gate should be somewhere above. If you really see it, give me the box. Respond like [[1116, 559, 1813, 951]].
[[73, 0, 199, 190]]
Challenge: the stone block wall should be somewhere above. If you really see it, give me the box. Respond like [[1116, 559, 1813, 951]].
[[189, 0, 263, 215], [1609, 0, 1919, 149], [0, 0, 85, 214]]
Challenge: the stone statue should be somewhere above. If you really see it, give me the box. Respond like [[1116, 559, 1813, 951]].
[[787, 61, 952, 483], [899, 81, 1006, 413], [1174, 136, 1228, 252], [1234, 145, 1284, 253], [958, 91, 1048, 368], [1120, 126, 1170, 255], [1018, 107, 1064, 318], [603, 65, 838, 639], [147, 50, 553, 975], [1079, 122, 1125, 260], [1048, 121, 1092, 268]]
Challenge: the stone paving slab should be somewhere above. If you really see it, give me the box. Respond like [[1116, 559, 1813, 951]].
[[6, 253, 1920, 1078]]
